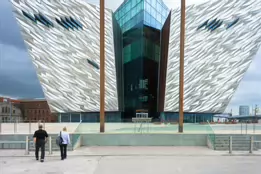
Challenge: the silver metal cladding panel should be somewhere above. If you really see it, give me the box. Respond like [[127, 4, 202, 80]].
[[165, 0, 261, 113], [11, 0, 118, 112]]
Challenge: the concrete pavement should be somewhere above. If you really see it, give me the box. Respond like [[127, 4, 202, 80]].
[[0, 146, 255, 158], [1, 146, 261, 157], [1, 148, 261, 174]]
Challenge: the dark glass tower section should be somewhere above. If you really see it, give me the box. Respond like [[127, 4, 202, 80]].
[[112, 14, 124, 112], [114, 0, 170, 121], [158, 13, 171, 113]]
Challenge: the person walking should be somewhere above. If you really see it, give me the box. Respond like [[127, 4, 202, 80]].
[[59, 127, 70, 160], [33, 124, 48, 162]]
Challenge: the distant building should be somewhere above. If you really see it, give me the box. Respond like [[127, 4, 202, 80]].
[[0, 97, 57, 122], [239, 106, 250, 116], [19, 99, 58, 122], [0, 98, 22, 122]]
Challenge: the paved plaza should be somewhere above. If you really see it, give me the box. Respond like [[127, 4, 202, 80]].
[[1, 147, 261, 174]]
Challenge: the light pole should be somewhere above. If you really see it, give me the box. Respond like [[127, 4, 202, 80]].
[[255, 105, 258, 123], [100, 0, 105, 133], [9, 100, 12, 123], [179, 0, 186, 133], [253, 104, 258, 133]]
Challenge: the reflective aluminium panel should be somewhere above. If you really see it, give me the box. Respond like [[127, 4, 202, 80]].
[[11, 0, 118, 112], [165, 0, 261, 113]]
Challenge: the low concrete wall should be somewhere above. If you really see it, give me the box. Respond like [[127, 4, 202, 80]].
[[81, 134, 208, 146], [0, 134, 72, 150], [0, 134, 34, 149]]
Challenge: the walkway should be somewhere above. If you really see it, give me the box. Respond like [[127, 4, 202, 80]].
[[1, 147, 261, 174]]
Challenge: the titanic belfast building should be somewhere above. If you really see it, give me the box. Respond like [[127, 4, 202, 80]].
[[11, 0, 261, 122]]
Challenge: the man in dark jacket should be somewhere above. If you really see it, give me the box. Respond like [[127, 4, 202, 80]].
[[33, 124, 48, 162]]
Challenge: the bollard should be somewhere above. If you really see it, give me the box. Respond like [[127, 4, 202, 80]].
[[29, 122, 31, 134], [25, 136, 29, 155], [229, 136, 232, 154], [14, 118, 17, 133], [13, 122, 15, 134], [49, 137, 52, 155], [246, 123, 248, 135], [249, 136, 253, 154], [241, 123, 242, 135]]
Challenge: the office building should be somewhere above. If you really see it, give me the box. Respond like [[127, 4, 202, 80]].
[[0, 98, 22, 122], [11, 0, 261, 122], [239, 106, 250, 116]]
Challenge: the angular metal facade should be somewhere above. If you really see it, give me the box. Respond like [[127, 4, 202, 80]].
[[11, 0, 118, 113], [164, 0, 261, 113], [11, 0, 261, 116]]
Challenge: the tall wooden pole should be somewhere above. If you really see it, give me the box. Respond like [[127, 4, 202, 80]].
[[100, 0, 105, 133], [179, 0, 185, 133]]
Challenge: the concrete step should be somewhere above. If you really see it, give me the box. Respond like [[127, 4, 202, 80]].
[[215, 143, 252, 146], [215, 139, 251, 141], [215, 141, 251, 144], [215, 136, 251, 139], [213, 135, 257, 151], [215, 147, 257, 151]]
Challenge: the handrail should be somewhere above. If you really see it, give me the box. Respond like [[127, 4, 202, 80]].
[[207, 121, 216, 149], [73, 120, 82, 133], [71, 120, 83, 150], [207, 121, 215, 133]]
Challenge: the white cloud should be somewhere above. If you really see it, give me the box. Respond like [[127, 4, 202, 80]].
[[226, 50, 261, 115]]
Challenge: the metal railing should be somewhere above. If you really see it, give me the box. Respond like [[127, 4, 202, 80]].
[[72, 134, 82, 150], [228, 136, 260, 154], [73, 120, 82, 133], [207, 121, 215, 149], [25, 136, 53, 155], [209, 122, 261, 135], [0, 140, 26, 149]]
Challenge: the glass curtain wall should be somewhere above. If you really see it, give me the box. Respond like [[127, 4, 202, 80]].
[[113, 14, 124, 112], [114, 0, 170, 121]]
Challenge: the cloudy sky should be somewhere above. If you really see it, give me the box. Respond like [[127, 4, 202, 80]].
[[0, 0, 260, 114]]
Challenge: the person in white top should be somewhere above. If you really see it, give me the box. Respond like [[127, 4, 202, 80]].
[[59, 127, 70, 160]]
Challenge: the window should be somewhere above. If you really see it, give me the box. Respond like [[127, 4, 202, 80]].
[[69, 17, 83, 29], [39, 13, 54, 27], [13, 110, 15, 114], [61, 17, 73, 30], [139, 79, 148, 89], [55, 18, 69, 30], [126, 2, 131, 12], [22, 10, 36, 23], [136, 2, 142, 13], [87, 59, 99, 69], [1, 107, 4, 113], [139, 96, 148, 102], [66, 17, 78, 29], [34, 14, 48, 27]]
